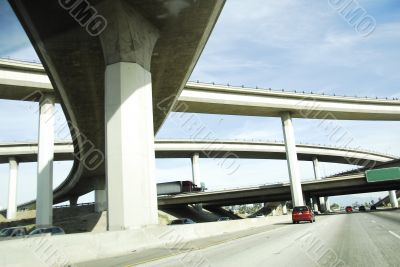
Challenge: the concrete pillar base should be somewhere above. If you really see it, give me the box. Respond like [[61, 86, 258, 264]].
[[95, 189, 107, 212], [6, 157, 18, 220], [191, 153, 200, 187], [312, 158, 325, 212], [305, 197, 312, 208], [325, 197, 331, 212], [282, 204, 288, 215], [312, 196, 319, 213], [105, 62, 158, 230], [69, 196, 78, 207], [389, 190, 399, 208], [281, 112, 304, 206], [194, 204, 203, 212], [319, 197, 326, 212], [36, 94, 55, 227]]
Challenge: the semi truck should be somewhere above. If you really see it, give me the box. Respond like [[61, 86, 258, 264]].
[[157, 181, 203, 195]]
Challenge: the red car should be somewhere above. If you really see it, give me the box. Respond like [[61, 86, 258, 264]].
[[345, 206, 353, 213], [292, 206, 315, 224]]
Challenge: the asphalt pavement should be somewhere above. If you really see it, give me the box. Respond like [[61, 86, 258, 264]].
[[79, 209, 400, 267]]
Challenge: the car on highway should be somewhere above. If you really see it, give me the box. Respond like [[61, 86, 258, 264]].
[[169, 218, 196, 225], [345, 206, 353, 213], [358, 205, 366, 212], [0, 227, 27, 239], [28, 226, 65, 236], [370, 205, 377, 211], [292, 206, 315, 224], [217, 217, 231, 221]]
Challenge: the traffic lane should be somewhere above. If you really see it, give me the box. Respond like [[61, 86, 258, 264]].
[[327, 212, 399, 266], [288, 211, 400, 266], [135, 215, 334, 267], [137, 210, 400, 267], [355, 209, 400, 266], [76, 216, 296, 267], [366, 209, 400, 232]]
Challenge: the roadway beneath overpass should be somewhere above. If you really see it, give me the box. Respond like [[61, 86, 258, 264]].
[[76, 209, 400, 267]]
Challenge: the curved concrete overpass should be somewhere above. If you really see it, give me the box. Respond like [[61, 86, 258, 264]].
[[0, 140, 395, 165], [0, 141, 72, 163], [175, 82, 400, 120], [2, 139, 398, 211], [2, 60, 400, 121]]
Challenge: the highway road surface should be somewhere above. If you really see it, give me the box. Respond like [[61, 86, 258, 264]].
[[80, 209, 400, 267]]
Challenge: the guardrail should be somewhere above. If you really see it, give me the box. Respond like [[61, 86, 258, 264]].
[[53, 202, 95, 209]]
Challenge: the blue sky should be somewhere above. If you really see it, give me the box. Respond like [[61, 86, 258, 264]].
[[1, 0, 400, 208]]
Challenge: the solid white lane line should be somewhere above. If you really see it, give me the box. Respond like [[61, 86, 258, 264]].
[[388, 231, 400, 240]]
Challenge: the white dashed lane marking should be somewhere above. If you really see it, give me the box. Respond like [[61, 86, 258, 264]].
[[388, 231, 400, 240]]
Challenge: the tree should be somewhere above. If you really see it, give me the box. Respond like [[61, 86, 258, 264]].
[[238, 205, 247, 214], [253, 203, 262, 212], [330, 203, 339, 210]]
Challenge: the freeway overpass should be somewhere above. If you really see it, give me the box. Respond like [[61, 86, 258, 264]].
[[0, 139, 395, 165], [2, 138, 398, 214], [2, 59, 400, 121], [158, 174, 400, 207], [1, 58, 400, 226]]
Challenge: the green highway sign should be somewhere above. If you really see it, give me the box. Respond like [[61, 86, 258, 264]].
[[366, 167, 400, 183]]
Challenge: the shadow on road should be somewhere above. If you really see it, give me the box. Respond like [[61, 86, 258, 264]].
[[273, 222, 293, 225]]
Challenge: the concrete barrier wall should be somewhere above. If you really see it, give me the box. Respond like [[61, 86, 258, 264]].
[[0, 216, 290, 266]]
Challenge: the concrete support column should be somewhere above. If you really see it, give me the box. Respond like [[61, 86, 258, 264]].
[[316, 197, 322, 211], [271, 209, 276, 216], [389, 190, 398, 208], [105, 63, 158, 230], [312, 157, 321, 180], [36, 94, 55, 227], [191, 153, 200, 186], [325, 197, 331, 212], [305, 196, 312, 208], [100, 0, 159, 230], [312, 196, 319, 212], [312, 157, 326, 212], [281, 112, 304, 206], [69, 196, 78, 207], [95, 189, 107, 212], [282, 204, 288, 215], [6, 157, 18, 220], [191, 153, 203, 211], [319, 197, 326, 212]]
